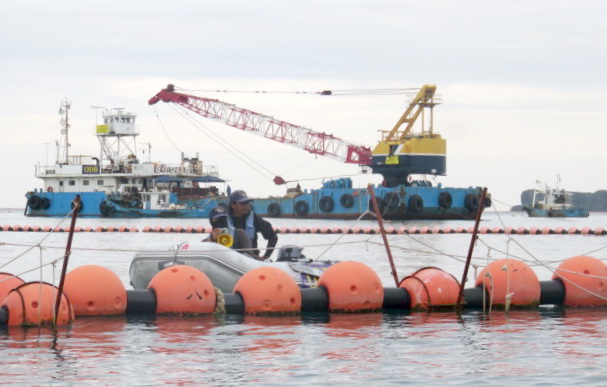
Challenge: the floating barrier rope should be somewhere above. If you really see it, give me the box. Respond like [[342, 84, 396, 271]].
[[1, 225, 605, 235]]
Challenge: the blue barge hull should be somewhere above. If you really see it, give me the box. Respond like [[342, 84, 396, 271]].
[[250, 179, 488, 220]]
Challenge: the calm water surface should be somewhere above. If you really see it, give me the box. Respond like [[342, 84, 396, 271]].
[[1, 210, 606, 385]]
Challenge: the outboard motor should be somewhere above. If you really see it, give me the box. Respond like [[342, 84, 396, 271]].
[[276, 245, 306, 262]]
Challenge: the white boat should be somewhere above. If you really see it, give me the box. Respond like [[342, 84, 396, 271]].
[[524, 180, 589, 218], [129, 242, 336, 292], [25, 101, 226, 217]]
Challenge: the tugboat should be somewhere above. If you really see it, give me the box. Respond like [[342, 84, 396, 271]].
[[524, 180, 589, 218], [149, 84, 490, 220], [25, 101, 225, 217]]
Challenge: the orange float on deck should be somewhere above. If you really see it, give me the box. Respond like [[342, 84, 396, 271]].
[[0, 272, 25, 301], [552, 255, 607, 307], [64, 265, 127, 316], [148, 265, 216, 315], [476, 258, 541, 308], [399, 267, 460, 310], [233, 267, 302, 315], [317, 261, 384, 312], [2, 282, 74, 326]]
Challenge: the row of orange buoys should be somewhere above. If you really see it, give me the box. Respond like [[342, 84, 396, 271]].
[[1, 224, 606, 235], [0, 225, 139, 233], [1, 255, 607, 327]]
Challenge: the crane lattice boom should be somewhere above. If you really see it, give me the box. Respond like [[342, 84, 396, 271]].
[[149, 84, 371, 165]]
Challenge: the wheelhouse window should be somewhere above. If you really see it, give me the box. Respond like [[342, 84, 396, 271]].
[[59, 181, 64, 187], [68, 180, 75, 186], [83, 180, 90, 186], [97, 180, 104, 185]]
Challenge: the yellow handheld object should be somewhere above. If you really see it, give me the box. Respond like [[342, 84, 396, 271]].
[[217, 229, 233, 248]]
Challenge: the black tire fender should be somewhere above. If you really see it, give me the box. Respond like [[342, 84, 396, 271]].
[[383, 192, 400, 211], [319, 196, 334, 212], [408, 195, 424, 213], [465, 194, 479, 212], [339, 193, 354, 208], [27, 195, 41, 210], [294, 200, 309, 216], [438, 192, 452, 209], [40, 197, 51, 210], [267, 202, 281, 217]]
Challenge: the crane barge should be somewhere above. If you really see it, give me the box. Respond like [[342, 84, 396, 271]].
[[148, 84, 489, 220]]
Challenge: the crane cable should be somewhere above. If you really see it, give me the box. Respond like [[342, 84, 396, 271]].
[[178, 87, 421, 96], [152, 104, 277, 184]]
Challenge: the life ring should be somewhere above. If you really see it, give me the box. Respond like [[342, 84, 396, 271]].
[[382, 192, 400, 212], [319, 196, 334, 212], [27, 195, 41, 210], [40, 197, 51, 210], [294, 200, 309, 216], [339, 194, 354, 208], [438, 192, 452, 209], [267, 202, 281, 217], [47, 187, 53, 193], [408, 195, 424, 213], [465, 194, 479, 212], [71, 200, 83, 213]]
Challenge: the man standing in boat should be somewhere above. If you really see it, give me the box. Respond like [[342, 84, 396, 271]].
[[228, 190, 278, 260], [204, 206, 255, 257]]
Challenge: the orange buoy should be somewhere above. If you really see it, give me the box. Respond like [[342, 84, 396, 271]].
[[148, 265, 216, 315], [476, 259, 541, 308], [0, 272, 25, 301], [317, 261, 383, 313], [233, 267, 301, 315], [64, 265, 127, 316], [552, 255, 607, 307], [2, 282, 74, 326], [399, 267, 460, 310]]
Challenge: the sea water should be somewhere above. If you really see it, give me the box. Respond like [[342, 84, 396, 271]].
[[0, 210, 606, 386]]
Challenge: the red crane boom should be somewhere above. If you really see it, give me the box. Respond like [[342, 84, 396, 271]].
[[149, 84, 372, 166]]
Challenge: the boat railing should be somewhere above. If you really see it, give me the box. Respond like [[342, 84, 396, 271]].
[[153, 163, 220, 176]]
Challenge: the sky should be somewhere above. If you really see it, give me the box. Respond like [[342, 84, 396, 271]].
[[1, 0, 606, 211]]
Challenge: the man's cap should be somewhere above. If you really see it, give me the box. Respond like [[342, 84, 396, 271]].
[[229, 190, 252, 203], [209, 206, 228, 220]]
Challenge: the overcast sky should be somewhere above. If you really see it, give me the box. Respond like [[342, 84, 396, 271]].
[[1, 0, 606, 210]]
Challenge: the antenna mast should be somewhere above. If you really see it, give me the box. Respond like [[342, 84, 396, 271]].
[[57, 100, 71, 164]]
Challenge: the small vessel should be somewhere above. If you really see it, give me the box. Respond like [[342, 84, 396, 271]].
[[25, 101, 225, 217], [149, 84, 491, 220], [524, 181, 589, 218], [129, 242, 335, 292]]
